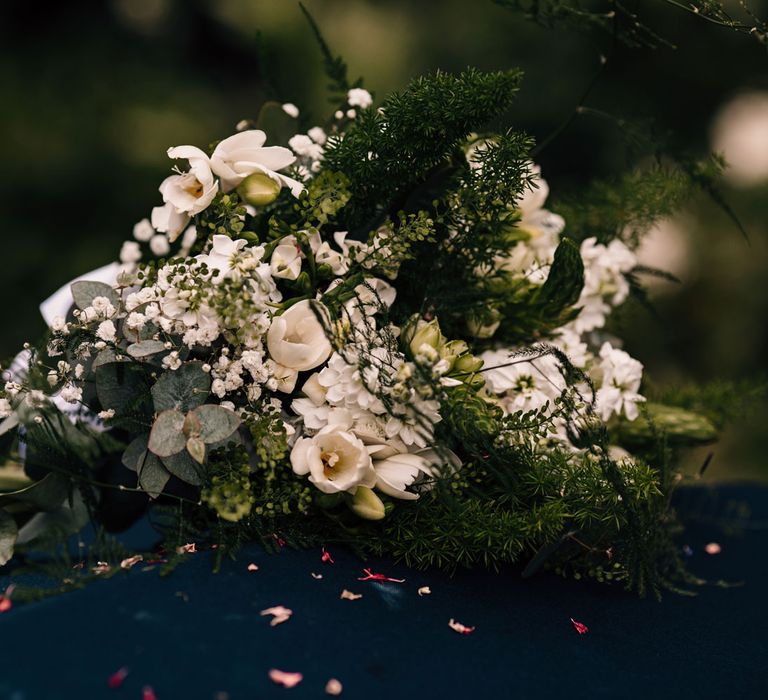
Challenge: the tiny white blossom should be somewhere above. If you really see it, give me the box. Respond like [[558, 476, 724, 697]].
[[59, 384, 83, 404], [98, 409, 115, 420], [120, 241, 142, 264], [149, 234, 171, 257], [308, 126, 327, 145], [0, 398, 11, 419], [347, 88, 373, 109], [133, 218, 155, 242], [96, 320, 117, 342], [282, 103, 300, 118]]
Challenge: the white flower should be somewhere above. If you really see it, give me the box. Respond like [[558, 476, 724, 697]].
[[151, 202, 190, 242], [96, 320, 117, 342], [594, 342, 645, 421], [149, 234, 171, 257], [290, 425, 376, 494], [210, 130, 304, 196], [347, 88, 373, 109], [288, 134, 323, 160], [0, 398, 12, 419], [270, 236, 303, 280], [179, 225, 198, 256], [480, 349, 563, 412], [196, 235, 249, 282], [59, 384, 83, 404], [160, 145, 219, 216], [120, 241, 142, 264], [371, 451, 433, 501], [308, 126, 327, 145], [133, 218, 154, 242], [267, 300, 332, 372], [282, 103, 299, 118], [98, 408, 115, 420], [91, 296, 116, 319]]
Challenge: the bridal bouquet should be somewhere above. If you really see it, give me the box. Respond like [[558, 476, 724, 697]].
[[0, 66, 718, 596]]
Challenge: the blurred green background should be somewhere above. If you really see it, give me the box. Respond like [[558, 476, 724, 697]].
[[1, 0, 766, 479]]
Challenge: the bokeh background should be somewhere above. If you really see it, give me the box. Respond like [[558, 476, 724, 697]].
[[1, 0, 766, 479]]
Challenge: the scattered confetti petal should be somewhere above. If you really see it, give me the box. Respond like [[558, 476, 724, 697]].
[[72, 560, 85, 570], [247, 563, 259, 572], [311, 572, 323, 580], [357, 568, 405, 583], [0, 584, 15, 613], [321, 547, 334, 564], [448, 618, 475, 635], [92, 561, 111, 575], [142, 686, 158, 700], [570, 618, 589, 635], [107, 667, 129, 689], [273, 534, 286, 548], [418, 586, 432, 596], [705, 542, 722, 555], [340, 589, 363, 601], [176, 543, 197, 554], [261, 605, 293, 626], [325, 678, 343, 695], [269, 669, 303, 688], [120, 555, 144, 569]]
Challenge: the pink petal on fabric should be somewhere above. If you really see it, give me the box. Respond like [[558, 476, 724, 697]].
[[705, 542, 722, 555], [340, 590, 363, 601], [142, 686, 158, 700], [325, 678, 343, 695], [176, 543, 197, 554], [107, 667, 129, 689], [418, 586, 432, 596], [269, 669, 303, 688], [247, 563, 259, 572], [570, 618, 589, 635], [448, 618, 475, 635], [357, 568, 405, 583], [261, 606, 293, 626], [321, 547, 334, 564], [0, 584, 15, 613], [120, 555, 144, 569]]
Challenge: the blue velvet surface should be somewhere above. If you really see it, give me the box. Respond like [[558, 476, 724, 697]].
[[0, 484, 766, 700]]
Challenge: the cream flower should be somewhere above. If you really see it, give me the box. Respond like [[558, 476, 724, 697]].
[[290, 425, 376, 494], [270, 236, 303, 280], [210, 130, 304, 196], [371, 451, 433, 500], [151, 202, 190, 242], [267, 300, 332, 371], [160, 145, 219, 216], [196, 235, 249, 282]]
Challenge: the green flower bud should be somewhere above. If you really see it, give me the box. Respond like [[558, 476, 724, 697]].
[[408, 319, 443, 357], [453, 354, 484, 374], [237, 172, 282, 206], [348, 486, 386, 521]]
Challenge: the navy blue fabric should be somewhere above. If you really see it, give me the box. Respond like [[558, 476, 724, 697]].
[[0, 484, 766, 700]]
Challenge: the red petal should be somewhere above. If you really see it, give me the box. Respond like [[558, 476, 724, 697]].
[[570, 617, 589, 635], [107, 667, 129, 689]]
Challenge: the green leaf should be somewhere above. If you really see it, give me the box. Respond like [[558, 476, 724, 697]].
[[127, 340, 167, 359], [191, 404, 241, 444], [536, 237, 584, 315], [70, 280, 120, 311], [186, 436, 207, 465], [617, 403, 718, 448], [0, 508, 17, 566], [94, 361, 153, 421], [162, 450, 204, 486], [151, 362, 211, 413], [0, 472, 70, 512], [148, 410, 186, 457], [122, 434, 150, 472], [138, 452, 171, 499]]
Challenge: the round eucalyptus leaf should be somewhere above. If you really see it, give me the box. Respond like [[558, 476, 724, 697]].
[[162, 450, 204, 486], [127, 340, 167, 359], [138, 452, 171, 499], [151, 362, 211, 413], [148, 410, 186, 457], [192, 404, 241, 444], [70, 280, 120, 311], [122, 434, 150, 472]]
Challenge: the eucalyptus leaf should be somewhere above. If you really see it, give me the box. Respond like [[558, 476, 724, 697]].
[[192, 404, 241, 444], [122, 434, 150, 472], [185, 436, 207, 466], [0, 472, 70, 512], [151, 362, 211, 413], [71, 280, 120, 311], [138, 452, 171, 499], [148, 410, 186, 457], [127, 340, 167, 359], [162, 450, 204, 486], [0, 508, 17, 566], [94, 361, 153, 422]]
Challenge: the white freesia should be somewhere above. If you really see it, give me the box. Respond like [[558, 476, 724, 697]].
[[160, 145, 218, 216], [370, 450, 432, 500], [594, 342, 645, 421], [151, 202, 190, 242], [210, 130, 304, 196], [196, 235, 248, 282], [270, 236, 303, 280], [290, 425, 376, 494], [267, 300, 332, 371]]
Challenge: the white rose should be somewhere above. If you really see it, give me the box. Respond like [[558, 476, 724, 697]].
[[267, 300, 332, 371], [210, 130, 304, 196], [159, 145, 219, 216], [290, 425, 376, 494]]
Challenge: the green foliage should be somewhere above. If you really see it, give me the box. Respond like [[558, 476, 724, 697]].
[[70, 280, 120, 311], [616, 403, 718, 448], [0, 508, 17, 566], [151, 362, 211, 413], [322, 68, 523, 231]]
